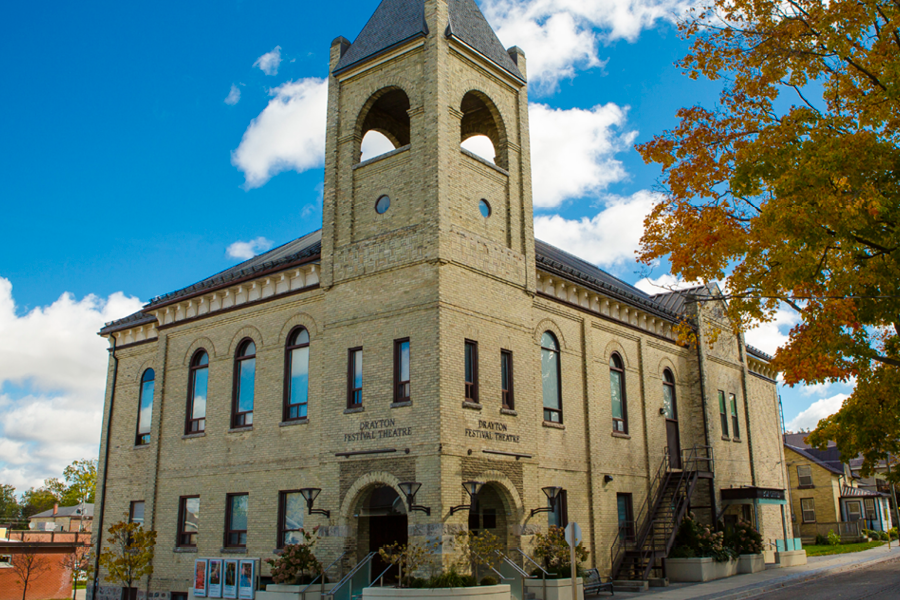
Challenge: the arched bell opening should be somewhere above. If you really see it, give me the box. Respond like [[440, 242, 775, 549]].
[[460, 91, 508, 170], [356, 87, 411, 163], [354, 485, 408, 583]]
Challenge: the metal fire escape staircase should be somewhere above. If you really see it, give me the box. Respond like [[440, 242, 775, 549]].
[[610, 446, 713, 581]]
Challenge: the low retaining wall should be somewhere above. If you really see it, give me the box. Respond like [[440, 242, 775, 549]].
[[362, 585, 511, 600], [524, 578, 584, 600], [665, 557, 737, 582]]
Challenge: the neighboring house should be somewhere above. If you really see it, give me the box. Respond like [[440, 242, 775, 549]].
[[29, 503, 93, 532], [0, 533, 89, 600]]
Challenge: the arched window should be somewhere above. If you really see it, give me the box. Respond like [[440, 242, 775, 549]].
[[135, 369, 155, 446], [662, 369, 676, 420], [232, 340, 256, 428], [541, 332, 562, 423], [460, 91, 507, 169], [357, 87, 411, 163], [186, 351, 208, 434], [284, 328, 310, 421], [610, 354, 627, 433]]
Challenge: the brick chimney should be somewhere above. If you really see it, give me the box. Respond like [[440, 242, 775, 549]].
[[53, 503, 58, 515]]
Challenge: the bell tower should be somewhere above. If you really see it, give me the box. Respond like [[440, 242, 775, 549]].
[[319, 0, 535, 293]]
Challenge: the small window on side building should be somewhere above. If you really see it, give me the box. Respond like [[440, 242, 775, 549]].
[[348, 348, 363, 408], [394, 339, 410, 403], [718, 390, 729, 437], [798, 465, 813, 487], [801, 498, 816, 523], [730, 393, 740, 439], [129, 501, 145, 528], [177, 496, 200, 547], [278, 491, 305, 548], [501, 350, 514, 410], [225, 493, 248, 547], [465, 340, 478, 402]]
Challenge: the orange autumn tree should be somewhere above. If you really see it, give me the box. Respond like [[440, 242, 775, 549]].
[[637, 0, 900, 473]]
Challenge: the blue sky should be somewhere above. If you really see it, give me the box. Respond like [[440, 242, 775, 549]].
[[0, 0, 854, 489]]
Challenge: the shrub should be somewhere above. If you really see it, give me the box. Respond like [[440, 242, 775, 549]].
[[531, 525, 590, 577], [264, 528, 323, 585], [815, 534, 828, 546], [480, 575, 498, 586], [827, 530, 841, 546], [670, 514, 735, 562], [726, 520, 763, 555], [378, 540, 439, 588], [425, 568, 475, 589]]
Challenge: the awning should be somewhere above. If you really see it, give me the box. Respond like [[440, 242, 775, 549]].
[[721, 486, 787, 505]]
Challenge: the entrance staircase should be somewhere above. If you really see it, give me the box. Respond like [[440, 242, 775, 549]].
[[611, 446, 713, 581]]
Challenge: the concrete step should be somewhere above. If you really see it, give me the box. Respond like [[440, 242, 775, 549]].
[[613, 580, 650, 593]]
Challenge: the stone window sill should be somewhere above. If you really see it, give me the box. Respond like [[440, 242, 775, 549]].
[[280, 418, 309, 427], [391, 401, 412, 408], [221, 547, 247, 554], [798, 484, 816, 489], [344, 406, 365, 414], [182, 432, 206, 440], [732, 437, 742, 443], [462, 401, 482, 411], [721, 435, 731, 441], [133, 444, 151, 450], [611, 431, 631, 439], [500, 408, 518, 416], [229, 427, 253, 434], [174, 547, 198, 553], [542, 420, 565, 430]]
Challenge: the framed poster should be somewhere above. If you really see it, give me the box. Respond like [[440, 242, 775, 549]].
[[208, 559, 223, 598], [193, 559, 208, 598], [223, 560, 238, 599], [237, 560, 255, 599]]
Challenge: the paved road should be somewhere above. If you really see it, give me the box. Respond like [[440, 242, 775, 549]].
[[746, 556, 900, 599]]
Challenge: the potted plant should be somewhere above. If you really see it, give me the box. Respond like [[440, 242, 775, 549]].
[[526, 526, 589, 600], [727, 520, 765, 574], [264, 528, 325, 587], [665, 515, 738, 582]]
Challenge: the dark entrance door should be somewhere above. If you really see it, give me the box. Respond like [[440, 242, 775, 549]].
[[366, 487, 408, 583], [663, 370, 681, 469]]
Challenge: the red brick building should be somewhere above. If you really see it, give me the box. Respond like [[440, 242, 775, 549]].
[[0, 532, 90, 600]]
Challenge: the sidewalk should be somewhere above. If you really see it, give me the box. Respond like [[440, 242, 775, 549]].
[[611, 544, 900, 600]]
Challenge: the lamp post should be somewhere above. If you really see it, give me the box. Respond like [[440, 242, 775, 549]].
[[298, 488, 331, 518], [398, 481, 431, 515], [530, 486, 563, 517], [449, 481, 484, 515]]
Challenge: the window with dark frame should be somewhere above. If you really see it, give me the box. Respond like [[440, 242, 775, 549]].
[[501, 350, 514, 410], [541, 332, 562, 423], [177, 496, 200, 547], [610, 353, 627, 432], [662, 369, 676, 420], [347, 348, 363, 407], [797, 465, 813, 487], [548, 488, 568, 528], [278, 491, 305, 548], [186, 351, 209, 434], [232, 339, 256, 428], [718, 390, 729, 437], [730, 393, 740, 439], [136, 369, 155, 446], [465, 340, 478, 402], [284, 328, 310, 421], [129, 501, 145, 528], [225, 493, 248, 547], [616, 493, 635, 542], [394, 338, 410, 403], [865, 498, 877, 521], [801, 498, 816, 523]]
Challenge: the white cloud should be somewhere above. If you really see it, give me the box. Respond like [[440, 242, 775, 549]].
[[634, 274, 705, 295], [744, 306, 801, 357], [484, 0, 693, 92], [534, 190, 659, 267], [224, 84, 242, 106], [226, 237, 274, 260], [529, 102, 636, 208], [253, 46, 282, 76], [231, 78, 328, 189], [787, 393, 849, 431], [0, 278, 142, 490]]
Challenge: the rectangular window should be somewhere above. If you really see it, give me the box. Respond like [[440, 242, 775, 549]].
[[394, 339, 410, 403], [846, 501, 863, 523], [865, 498, 877, 521], [501, 350, 514, 410], [718, 391, 729, 437], [278, 491, 305, 548], [347, 348, 363, 408], [801, 498, 816, 523], [730, 393, 740, 439], [177, 496, 200, 547], [617, 493, 635, 542], [225, 494, 248, 548], [797, 465, 813, 487], [548, 489, 569, 529], [129, 501, 145, 528], [465, 340, 478, 402]]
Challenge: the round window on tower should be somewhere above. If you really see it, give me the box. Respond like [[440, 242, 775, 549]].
[[375, 195, 391, 214], [479, 199, 491, 218]]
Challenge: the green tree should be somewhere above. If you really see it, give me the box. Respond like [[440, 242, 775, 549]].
[[98, 517, 157, 592], [635, 0, 900, 470], [60, 459, 97, 505], [0, 484, 20, 523], [20, 487, 59, 519]]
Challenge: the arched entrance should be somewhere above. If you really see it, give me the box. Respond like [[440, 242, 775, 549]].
[[359, 486, 408, 582]]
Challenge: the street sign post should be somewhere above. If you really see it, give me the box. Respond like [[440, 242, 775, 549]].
[[564, 523, 582, 600]]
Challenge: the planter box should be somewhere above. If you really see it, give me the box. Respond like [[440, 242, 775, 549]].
[[775, 550, 808, 567], [524, 578, 584, 600], [665, 557, 737, 582], [259, 583, 337, 600], [363, 585, 511, 600], [737, 554, 765, 574]]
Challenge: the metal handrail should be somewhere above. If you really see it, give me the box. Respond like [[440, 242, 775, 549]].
[[325, 551, 376, 599], [471, 550, 514, 583], [512, 547, 548, 599], [371, 564, 394, 587], [299, 551, 347, 596], [494, 550, 532, 578]]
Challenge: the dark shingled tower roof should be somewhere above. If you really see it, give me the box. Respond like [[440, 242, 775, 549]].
[[334, 0, 524, 81]]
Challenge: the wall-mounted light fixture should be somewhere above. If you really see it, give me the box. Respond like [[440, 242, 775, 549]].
[[530, 486, 563, 517], [398, 481, 431, 516], [604, 475, 614, 483], [299, 488, 331, 518], [449, 481, 484, 515]]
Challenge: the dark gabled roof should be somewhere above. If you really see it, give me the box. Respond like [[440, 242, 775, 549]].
[[334, 0, 524, 81], [785, 444, 847, 476], [649, 286, 706, 314], [841, 486, 886, 498], [29, 504, 94, 520]]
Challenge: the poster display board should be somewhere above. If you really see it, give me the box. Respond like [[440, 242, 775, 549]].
[[194, 559, 208, 597], [223, 560, 238, 599], [208, 559, 223, 598], [238, 560, 255, 599]]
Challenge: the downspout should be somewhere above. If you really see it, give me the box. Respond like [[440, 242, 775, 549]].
[[92, 334, 118, 599], [692, 300, 717, 524]]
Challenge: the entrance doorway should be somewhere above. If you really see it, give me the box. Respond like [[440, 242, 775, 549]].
[[364, 486, 408, 583], [663, 370, 681, 469]]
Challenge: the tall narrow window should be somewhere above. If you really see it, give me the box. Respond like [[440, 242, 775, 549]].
[[225, 493, 248, 547], [278, 491, 305, 548], [865, 498, 877, 521], [801, 498, 816, 523], [136, 369, 155, 445], [177, 496, 200, 547], [284, 328, 310, 421], [501, 350, 514, 410], [616, 494, 635, 542], [718, 391, 729, 437], [465, 340, 478, 402], [347, 348, 363, 407], [610, 354, 627, 432], [129, 501, 145, 528], [394, 338, 410, 403], [541, 332, 562, 423], [548, 489, 568, 528], [186, 351, 208, 434], [232, 340, 256, 428], [662, 369, 676, 420], [729, 393, 740, 439]]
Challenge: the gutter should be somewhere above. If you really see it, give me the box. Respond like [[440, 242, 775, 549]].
[[92, 336, 118, 598]]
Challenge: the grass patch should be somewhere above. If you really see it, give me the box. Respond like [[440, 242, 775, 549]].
[[804, 541, 885, 556]]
